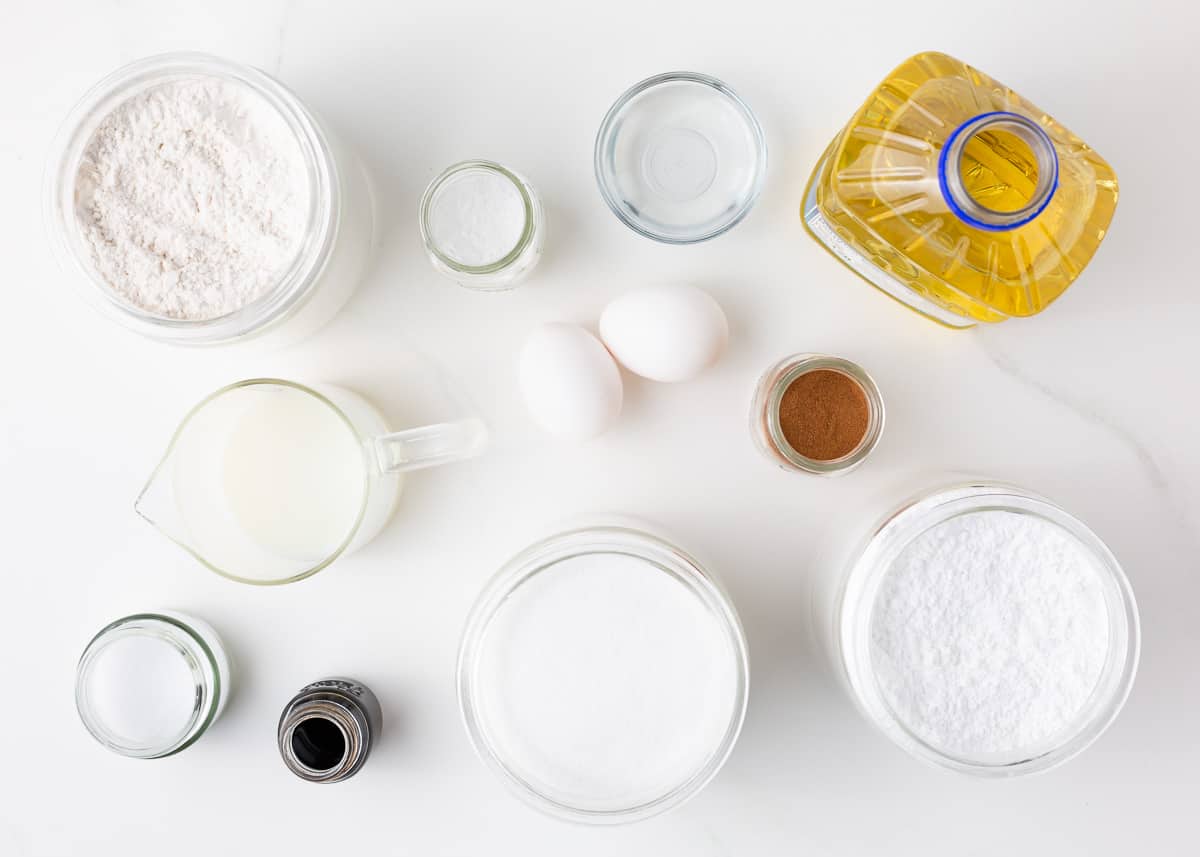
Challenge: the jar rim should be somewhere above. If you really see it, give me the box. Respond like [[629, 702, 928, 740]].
[[279, 704, 358, 781], [418, 160, 537, 280], [276, 679, 381, 783], [937, 111, 1060, 232], [75, 613, 224, 759], [456, 525, 750, 824], [837, 483, 1140, 777], [761, 353, 886, 475], [44, 51, 339, 345]]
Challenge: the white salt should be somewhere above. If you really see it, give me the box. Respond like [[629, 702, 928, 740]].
[[475, 552, 740, 808], [870, 510, 1111, 759], [85, 634, 199, 746]]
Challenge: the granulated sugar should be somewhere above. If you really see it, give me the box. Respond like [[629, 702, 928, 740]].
[[870, 510, 1111, 759], [74, 77, 309, 320], [475, 551, 740, 807]]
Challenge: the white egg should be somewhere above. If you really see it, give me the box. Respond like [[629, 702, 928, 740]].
[[599, 285, 729, 382], [518, 323, 623, 439]]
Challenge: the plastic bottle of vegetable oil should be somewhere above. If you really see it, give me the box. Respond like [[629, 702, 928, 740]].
[[804, 52, 1118, 327]]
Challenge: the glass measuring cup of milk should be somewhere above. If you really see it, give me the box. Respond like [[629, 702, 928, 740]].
[[136, 379, 487, 585]]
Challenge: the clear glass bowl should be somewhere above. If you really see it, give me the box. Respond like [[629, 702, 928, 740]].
[[46, 52, 373, 347], [834, 483, 1140, 776], [594, 72, 766, 243], [457, 526, 749, 824], [76, 612, 231, 758]]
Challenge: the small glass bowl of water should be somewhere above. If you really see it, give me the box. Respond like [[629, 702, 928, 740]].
[[594, 72, 767, 243]]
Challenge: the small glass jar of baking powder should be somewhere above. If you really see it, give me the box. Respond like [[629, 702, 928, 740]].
[[419, 160, 544, 290], [75, 611, 231, 758], [46, 52, 373, 348]]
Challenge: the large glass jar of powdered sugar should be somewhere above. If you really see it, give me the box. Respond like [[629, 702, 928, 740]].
[[46, 52, 373, 348], [828, 482, 1139, 776], [457, 526, 748, 823]]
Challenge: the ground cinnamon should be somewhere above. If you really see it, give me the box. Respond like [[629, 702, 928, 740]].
[[777, 369, 869, 461]]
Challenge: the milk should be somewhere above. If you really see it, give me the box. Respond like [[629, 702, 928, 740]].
[[170, 384, 368, 578], [220, 390, 365, 562]]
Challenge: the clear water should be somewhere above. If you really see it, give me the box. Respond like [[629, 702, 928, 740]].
[[598, 76, 764, 242]]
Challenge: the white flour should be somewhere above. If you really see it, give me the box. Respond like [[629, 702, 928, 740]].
[[427, 169, 526, 266], [870, 510, 1110, 759], [75, 78, 309, 320]]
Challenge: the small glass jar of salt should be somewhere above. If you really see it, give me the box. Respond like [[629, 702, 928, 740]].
[[419, 160, 544, 289], [75, 612, 231, 758]]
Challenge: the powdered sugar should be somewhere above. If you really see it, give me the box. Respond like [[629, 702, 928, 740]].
[[74, 77, 309, 320], [870, 510, 1111, 759]]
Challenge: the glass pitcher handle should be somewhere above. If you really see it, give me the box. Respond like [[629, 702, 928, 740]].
[[372, 418, 488, 474]]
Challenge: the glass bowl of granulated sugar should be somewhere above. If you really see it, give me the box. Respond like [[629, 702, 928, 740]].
[[458, 526, 750, 823], [46, 52, 373, 347], [834, 482, 1140, 777]]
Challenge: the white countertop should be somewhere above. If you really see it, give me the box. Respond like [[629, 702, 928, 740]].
[[3, 1, 1196, 854]]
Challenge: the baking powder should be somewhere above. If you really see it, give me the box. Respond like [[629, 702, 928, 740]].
[[75, 77, 309, 320], [426, 168, 526, 267], [870, 510, 1111, 758]]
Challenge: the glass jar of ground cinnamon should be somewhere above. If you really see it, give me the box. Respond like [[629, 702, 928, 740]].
[[751, 354, 884, 475]]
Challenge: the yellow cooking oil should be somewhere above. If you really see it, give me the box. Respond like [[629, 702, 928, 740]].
[[803, 52, 1118, 327]]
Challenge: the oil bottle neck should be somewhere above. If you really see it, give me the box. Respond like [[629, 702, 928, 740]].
[[938, 111, 1059, 231]]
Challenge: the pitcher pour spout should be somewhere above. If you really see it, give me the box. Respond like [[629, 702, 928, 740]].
[[134, 456, 192, 550]]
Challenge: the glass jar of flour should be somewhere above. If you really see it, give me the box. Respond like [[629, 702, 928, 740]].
[[419, 160, 544, 289], [829, 482, 1139, 776], [46, 52, 374, 348]]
